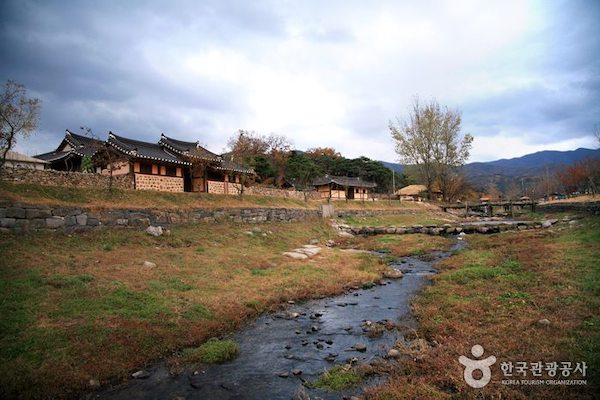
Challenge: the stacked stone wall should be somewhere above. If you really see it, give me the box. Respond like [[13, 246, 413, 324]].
[[1, 168, 133, 190], [134, 173, 183, 192]]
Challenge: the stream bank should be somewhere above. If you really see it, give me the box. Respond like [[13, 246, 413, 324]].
[[90, 241, 464, 400]]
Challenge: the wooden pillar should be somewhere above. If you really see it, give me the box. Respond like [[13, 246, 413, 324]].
[[224, 173, 229, 195], [488, 205, 493, 217]]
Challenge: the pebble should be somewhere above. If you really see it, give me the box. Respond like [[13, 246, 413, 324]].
[[537, 318, 551, 326], [292, 369, 303, 376], [132, 370, 151, 379], [142, 261, 157, 269], [278, 372, 289, 378], [388, 349, 401, 358], [352, 343, 367, 352]]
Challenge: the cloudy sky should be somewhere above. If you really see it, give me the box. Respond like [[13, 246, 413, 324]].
[[1, 0, 598, 163]]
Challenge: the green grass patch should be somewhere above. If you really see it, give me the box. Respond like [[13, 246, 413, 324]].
[[442, 262, 511, 285], [250, 268, 272, 276], [312, 365, 362, 390], [45, 274, 94, 288], [184, 339, 239, 364], [243, 300, 262, 311], [182, 304, 214, 320], [499, 291, 531, 301]]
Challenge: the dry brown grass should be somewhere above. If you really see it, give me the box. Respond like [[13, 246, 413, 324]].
[[339, 233, 453, 257], [543, 195, 599, 204], [0, 220, 398, 399], [0, 181, 435, 211], [366, 219, 600, 399]]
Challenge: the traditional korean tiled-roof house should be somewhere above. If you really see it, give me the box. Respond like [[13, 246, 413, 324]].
[[35, 130, 103, 171], [107, 132, 191, 192], [312, 175, 376, 200], [158, 134, 254, 194], [38, 130, 255, 193]]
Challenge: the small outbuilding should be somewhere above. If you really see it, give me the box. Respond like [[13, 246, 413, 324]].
[[313, 175, 376, 200], [395, 184, 427, 201], [1, 150, 48, 170]]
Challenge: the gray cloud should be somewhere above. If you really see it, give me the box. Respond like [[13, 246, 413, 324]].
[[1, 0, 599, 160]]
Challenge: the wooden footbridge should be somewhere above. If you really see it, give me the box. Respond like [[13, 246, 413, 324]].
[[441, 201, 537, 217]]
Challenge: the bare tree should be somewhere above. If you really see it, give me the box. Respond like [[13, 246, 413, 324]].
[[504, 181, 522, 200], [0, 80, 41, 171], [227, 129, 293, 190], [266, 133, 292, 188], [390, 97, 472, 200], [227, 129, 270, 157], [433, 108, 473, 201]]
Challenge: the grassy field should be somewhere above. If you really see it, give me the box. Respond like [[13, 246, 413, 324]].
[[0, 181, 432, 211], [340, 212, 456, 228], [0, 220, 394, 399], [367, 215, 600, 399]]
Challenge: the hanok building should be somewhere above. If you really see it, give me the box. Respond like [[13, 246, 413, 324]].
[[35, 130, 104, 171], [106, 132, 192, 192], [37, 130, 254, 194], [158, 134, 252, 194], [313, 175, 376, 200]]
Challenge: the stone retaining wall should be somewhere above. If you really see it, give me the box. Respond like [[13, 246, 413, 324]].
[[538, 201, 600, 214], [1, 168, 134, 190], [246, 186, 321, 200], [0, 201, 321, 233]]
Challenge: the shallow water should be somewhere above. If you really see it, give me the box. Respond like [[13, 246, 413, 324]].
[[90, 241, 464, 400]]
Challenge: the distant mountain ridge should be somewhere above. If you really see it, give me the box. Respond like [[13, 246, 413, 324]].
[[381, 147, 600, 190]]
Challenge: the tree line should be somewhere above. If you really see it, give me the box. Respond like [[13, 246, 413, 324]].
[[226, 129, 411, 194]]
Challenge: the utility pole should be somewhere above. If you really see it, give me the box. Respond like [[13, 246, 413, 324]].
[[392, 170, 396, 202], [521, 178, 525, 197]]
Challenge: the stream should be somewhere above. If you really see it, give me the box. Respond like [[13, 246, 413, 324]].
[[90, 240, 465, 400]]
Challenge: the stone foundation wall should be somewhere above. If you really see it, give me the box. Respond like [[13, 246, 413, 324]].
[[246, 186, 320, 200], [134, 174, 183, 192], [207, 180, 226, 194], [1, 168, 134, 190], [0, 201, 321, 233]]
